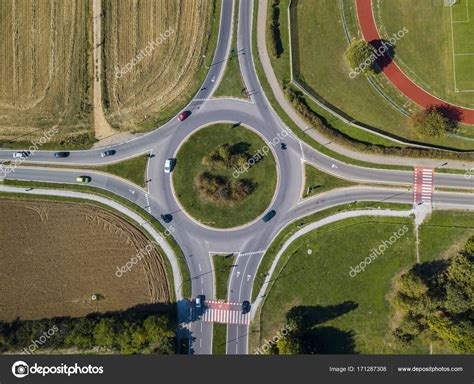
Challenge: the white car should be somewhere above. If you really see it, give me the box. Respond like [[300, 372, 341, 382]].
[[13, 151, 30, 159], [195, 296, 202, 308], [164, 159, 172, 173]]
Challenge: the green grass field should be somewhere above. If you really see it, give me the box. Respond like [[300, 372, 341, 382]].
[[256, 210, 474, 354], [376, 0, 474, 108], [91, 154, 149, 188], [303, 163, 355, 198], [212, 323, 227, 355], [213, 253, 236, 300], [173, 124, 277, 228], [214, 1, 247, 99]]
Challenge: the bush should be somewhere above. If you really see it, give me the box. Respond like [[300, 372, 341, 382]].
[[267, 0, 283, 59], [196, 172, 255, 205]]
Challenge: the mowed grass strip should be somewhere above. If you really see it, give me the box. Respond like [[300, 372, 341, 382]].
[[212, 323, 228, 355], [257, 216, 434, 354], [173, 124, 277, 228], [303, 163, 355, 198], [214, 0, 248, 99], [213, 254, 236, 300]]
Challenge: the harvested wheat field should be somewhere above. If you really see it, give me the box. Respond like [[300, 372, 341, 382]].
[[103, 0, 214, 131], [0, 0, 92, 146], [0, 198, 171, 321]]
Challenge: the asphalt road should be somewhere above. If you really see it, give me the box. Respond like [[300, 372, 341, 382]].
[[0, 0, 472, 356]]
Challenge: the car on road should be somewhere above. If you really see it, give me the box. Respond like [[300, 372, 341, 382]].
[[177, 110, 191, 122], [101, 149, 116, 158], [262, 209, 276, 223], [242, 300, 251, 314], [164, 159, 175, 173], [54, 152, 70, 158], [195, 295, 205, 308], [12, 151, 30, 159], [161, 214, 173, 223], [76, 176, 91, 183]]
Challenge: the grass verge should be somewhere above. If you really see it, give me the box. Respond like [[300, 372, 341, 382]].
[[212, 323, 227, 355], [303, 163, 355, 198], [213, 253, 236, 300], [214, 0, 247, 98]]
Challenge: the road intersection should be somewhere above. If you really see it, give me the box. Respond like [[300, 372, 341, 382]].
[[0, 0, 473, 355]]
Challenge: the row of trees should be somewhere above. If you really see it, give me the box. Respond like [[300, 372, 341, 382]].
[[267, 0, 284, 58], [284, 84, 471, 160], [0, 312, 176, 354], [390, 236, 474, 352]]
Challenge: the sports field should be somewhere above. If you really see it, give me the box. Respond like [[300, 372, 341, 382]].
[[375, 0, 474, 108]]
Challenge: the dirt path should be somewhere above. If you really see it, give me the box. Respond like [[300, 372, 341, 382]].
[[92, 0, 119, 140], [356, 0, 474, 124]]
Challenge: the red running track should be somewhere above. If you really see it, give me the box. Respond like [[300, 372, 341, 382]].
[[355, 0, 474, 125]]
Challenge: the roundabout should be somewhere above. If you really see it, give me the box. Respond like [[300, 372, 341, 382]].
[[172, 124, 278, 229]]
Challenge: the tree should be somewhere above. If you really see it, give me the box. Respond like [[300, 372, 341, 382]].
[[389, 236, 474, 352], [344, 39, 375, 75], [409, 107, 455, 137]]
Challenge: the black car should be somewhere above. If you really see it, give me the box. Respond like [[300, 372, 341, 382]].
[[262, 209, 276, 223], [54, 152, 70, 158], [101, 149, 116, 158], [242, 300, 251, 314], [161, 214, 173, 223]]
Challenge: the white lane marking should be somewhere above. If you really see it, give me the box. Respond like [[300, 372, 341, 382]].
[[198, 263, 202, 272], [299, 141, 305, 160]]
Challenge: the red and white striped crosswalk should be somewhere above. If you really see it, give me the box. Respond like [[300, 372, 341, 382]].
[[191, 300, 250, 325], [413, 167, 434, 205]]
